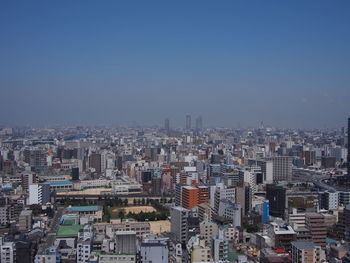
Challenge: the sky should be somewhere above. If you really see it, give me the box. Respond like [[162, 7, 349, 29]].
[[0, 0, 349, 128]]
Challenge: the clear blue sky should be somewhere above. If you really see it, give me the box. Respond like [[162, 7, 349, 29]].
[[0, 0, 349, 128]]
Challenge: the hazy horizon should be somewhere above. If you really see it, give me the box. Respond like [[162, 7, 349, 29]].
[[1, 1, 349, 128]]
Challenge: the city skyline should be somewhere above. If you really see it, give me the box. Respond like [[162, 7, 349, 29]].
[[1, 1, 350, 128]]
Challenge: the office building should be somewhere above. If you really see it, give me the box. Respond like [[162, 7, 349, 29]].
[[186, 115, 191, 130], [303, 150, 316, 166], [200, 219, 218, 245], [321, 156, 336, 168], [16, 240, 37, 263], [170, 206, 190, 243], [291, 241, 324, 263], [266, 184, 286, 219], [235, 182, 252, 217], [89, 153, 101, 173], [18, 210, 32, 232], [182, 186, 198, 209], [0, 238, 15, 263], [267, 221, 296, 251], [140, 235, 168, 263], [28, 183, 50, 205], [164, 118, 170, 134], [217, 200, 241, 227], [71, 167, 79, 181], [77, 238, 92, 263], [319, 190, 338, 210], [305, 213, 326, 248], [21, 173, 37, 191], [197, 186, 209, 205], [191, 238, 212, 263], [339, 191, 350, 206], [266, 156, 293, 182], [23, 148, 47, 170], [195, 116, 203, 131], [115, 231, 137, 255], [212, 237, 229, 262]]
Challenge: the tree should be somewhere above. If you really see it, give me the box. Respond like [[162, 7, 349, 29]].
[[118, 209, 126, 221], [123, 199, 128, 206], [103, 206, 111, 223]]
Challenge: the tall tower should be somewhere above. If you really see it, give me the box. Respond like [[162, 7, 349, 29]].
[[164, 118, 170, 134], [186, 115, 191, 130], [347, 118, 350, 179], [196, 116, 203, 131]]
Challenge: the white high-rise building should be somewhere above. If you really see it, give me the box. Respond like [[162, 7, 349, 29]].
[[322, 191, 339, 210], [240, 166, 261, 193], [266, 156, 293, 182], [217, 200, 241, 227], [28, 184, 50, 205], [77, 225, 93, 263], [214, 186, 235, 215], [0, 237, 15, 263], [170, 207, 190, 243]]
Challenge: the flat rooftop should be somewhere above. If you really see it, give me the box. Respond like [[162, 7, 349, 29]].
[[46, 180, 73, 186], [67, 206, 101, 212], [291, 241, 317, 250], [56, 225, 84, 237]]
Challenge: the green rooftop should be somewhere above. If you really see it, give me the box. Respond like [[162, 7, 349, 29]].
[[57, 225, 84, 237], [63, 219, 77, 225], [228, 252, 244, 261]]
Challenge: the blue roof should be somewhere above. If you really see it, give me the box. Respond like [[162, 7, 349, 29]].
[[46, 180, 72, 186], [326, 237, 338, 244], [1, 183, 13, 189], [67, 206, 100, 212]]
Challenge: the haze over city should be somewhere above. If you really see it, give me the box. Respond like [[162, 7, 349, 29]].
[[1, 0, 350, 128], [1, 1, 350, 263]]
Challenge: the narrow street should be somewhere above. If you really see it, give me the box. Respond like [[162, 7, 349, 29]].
[[37, 206, 65, 254]]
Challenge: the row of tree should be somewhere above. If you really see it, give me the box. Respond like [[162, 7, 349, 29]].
[[60, 197, 173, 207]]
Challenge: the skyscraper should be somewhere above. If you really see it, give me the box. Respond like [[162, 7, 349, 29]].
[[266, 156, 293, 182], [71, 167, 79, 181], [164, 118, 170, 134], [28, 183, 50, 205], [89, 153, 101, 173], [170, 206, 190, 243], [182, 186, 199, 209], [196, 116, 203, 131], [186, 115, 191, 130]]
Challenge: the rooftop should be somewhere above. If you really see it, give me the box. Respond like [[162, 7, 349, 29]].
[[56, 225, 84, 237], [20, 210, 32, 216], [46, 180, 72, 186], [67, 206, 101, 212], [291, 241, 317, 250]]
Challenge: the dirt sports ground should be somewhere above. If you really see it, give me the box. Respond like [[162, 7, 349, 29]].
[[112, 206, 157, 214]]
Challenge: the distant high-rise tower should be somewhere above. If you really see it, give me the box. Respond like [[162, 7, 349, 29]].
[[186, 115, 191, 130], [89, 153, 101, 173], [348, 118, 350, 180], [196, 116, 203, 131], [71, 167, 79, 181], [164, 118, 170, 134]]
